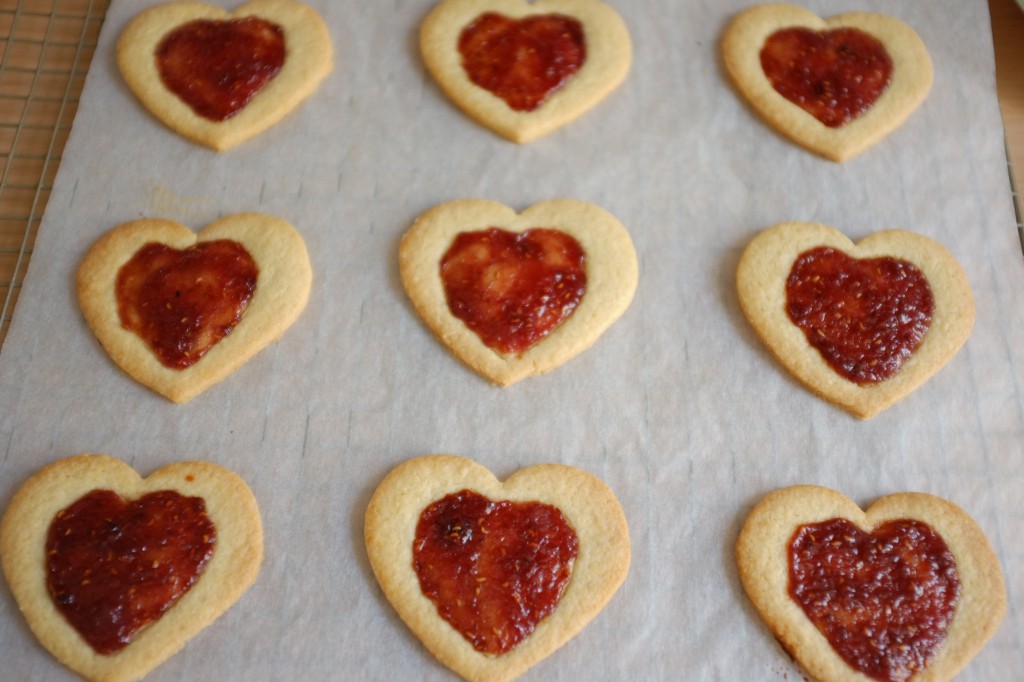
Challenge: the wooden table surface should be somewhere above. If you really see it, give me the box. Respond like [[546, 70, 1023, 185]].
[[1, 0, 1023, 350]]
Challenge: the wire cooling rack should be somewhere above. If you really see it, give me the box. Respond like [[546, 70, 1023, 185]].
[[0, 0, 108, 349], [1012, 148, 1024, 253], [0, 0, 1021, 351]]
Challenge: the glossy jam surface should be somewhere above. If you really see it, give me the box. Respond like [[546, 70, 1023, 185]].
[[441, 227, 587, 355], [156, 17, 285, 121], [46, 489, 216, 655], [785, 247, 933, 385], [789, 518, 960, 682], [412, 490, 579, 655], [458, 12, 586, 112], [760, 27, 892, 127], [116, 240, 259, 369]]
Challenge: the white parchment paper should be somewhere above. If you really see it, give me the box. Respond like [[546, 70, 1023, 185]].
[[2, 0, 1023, 679]]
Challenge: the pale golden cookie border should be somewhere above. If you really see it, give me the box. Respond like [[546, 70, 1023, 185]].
[[77, 213, 313, 404], [399, 198, 639, 386], [117, 0, 334, 151], [364, 454, 631, 682], [736, 221, 975, 419], [420, 0, 632, 143], [721, 3, 933, 162], [0, 454, 264, 682], [736, 485, 1006, 682]]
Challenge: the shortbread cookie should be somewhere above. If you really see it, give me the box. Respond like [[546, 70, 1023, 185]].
[[77, 213, 312, 403], [1, 454, 263, 682], [365, 455, 630, 682], [737, 485, 1005, 682], [118, 0, 333, 151], [722, 4, 932, 162], [400, 199, 638, 386], [736, 221, 974, 418], [421, 0, 631, 142]]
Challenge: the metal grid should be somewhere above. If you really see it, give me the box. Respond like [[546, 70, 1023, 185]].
[[0, 0, 108, 350], [1012, 144, 1024, 253]]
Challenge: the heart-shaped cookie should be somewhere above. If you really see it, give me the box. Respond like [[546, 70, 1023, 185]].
[[722, 4, 932, 162], [400, 199, 638, 386], [420, 0, 632, 142], [0, 454, 263, 682], [736, 485, 1005, 682], [117, 0, 333, 151], [736, 221, 974, 419], [77, 213, 312, 403], [365, 455, 630, 682]]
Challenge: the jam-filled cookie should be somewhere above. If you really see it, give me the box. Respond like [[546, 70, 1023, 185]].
[[736, 221, 974, 418], [421, 0, 631, 142], [737, 485, 1005, 682], [77, 213, 312, 403], [0, 454, 263, 682], [365, 454, 630, 682], [722, 4, 932, 162], [118, 0, 333, 150], [399, 199, 638, 386]]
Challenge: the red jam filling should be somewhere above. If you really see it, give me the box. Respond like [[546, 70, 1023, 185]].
[[441, 227, 587, 355], [156, 17, 285, 121], [760, 27, 892, 127], [789, 518, 961, 682], [412, 490, 579, 655], [116, 239, 259, 370], [785, 247, 933, 385], [46, 489, 216, 655], [458, 12, 586, 112]]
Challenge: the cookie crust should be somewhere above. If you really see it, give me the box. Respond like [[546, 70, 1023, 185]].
[[721, 3, 933, 162], [420, 0, 632, 143], [736, 485, 1006, 682], [117, 0, 333, 151], [77, 213, 312, 403], [399, 198, 638, 386], [736, 221, 974, 419], [365, 455, 630, 682], [0, 454, 263, 682]]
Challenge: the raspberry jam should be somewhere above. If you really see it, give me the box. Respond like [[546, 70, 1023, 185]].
[[789, 518, 960, 682], [116, 240, 259, 369], [458, 12, 586, 112], [46, 489, 216, 655], [785, 247, 933, 385], [441, 227, 587, 355], [412, 490, 579, 655], [760, 27, 892, 127], [156, 17, 285, 121]]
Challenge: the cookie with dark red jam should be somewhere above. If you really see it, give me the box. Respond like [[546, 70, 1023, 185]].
[[117, 0, 332, 150], [400, 199, 638, 386], [365, 455, 630, 682], [440, 227, 587, 355], [78, 213, 312, 403], [722, 4, 932, 161], [736, 222, 974, 419], [1, 454, 263, 682], [420, 0, 631, 142], [737, 485, 1005, 682]]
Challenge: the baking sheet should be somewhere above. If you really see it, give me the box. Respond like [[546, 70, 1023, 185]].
[[2, 0, 1023, 679]]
